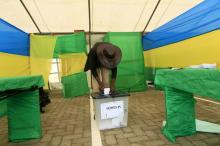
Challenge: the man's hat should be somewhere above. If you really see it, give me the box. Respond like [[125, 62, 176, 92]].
[[96, 42, 122, 69]]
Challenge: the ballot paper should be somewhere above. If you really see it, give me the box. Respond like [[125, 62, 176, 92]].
[[189, 63, 217, 69], [104, 88, 110, 95], [201, 63, 217, 69]]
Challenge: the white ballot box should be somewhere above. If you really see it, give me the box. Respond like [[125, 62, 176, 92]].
[[92, 92, 129, 130]]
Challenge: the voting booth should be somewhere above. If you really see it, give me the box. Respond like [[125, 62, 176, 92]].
[[0, 75, 44, 142], [92, 92, 129, 130], [155, 69, 220, 142]]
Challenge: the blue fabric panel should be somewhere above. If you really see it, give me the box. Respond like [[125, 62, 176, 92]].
[[0, 18, 29, 56], [142, 0, 220, 50]]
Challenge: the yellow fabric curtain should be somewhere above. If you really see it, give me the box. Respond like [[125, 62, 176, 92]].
[[0, 52, 30, 77], [144, 30, 220, 68], [59, 53, 87, 77], [30, 34, 56, 88]]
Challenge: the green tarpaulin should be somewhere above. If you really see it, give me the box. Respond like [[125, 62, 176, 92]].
[[54, 32, 87, 58], [145, 67, 155, 82], [61, 72, 89, 98], [145, 67, 166, 90], [163, 87, 196, 142], [104, 32, 147, 92], [0, 75, 44, 92], [145, 67, 168, 82], [0, 100, 7, 117], [155, 69, 220, 100], [0, 75, 44, 118], [7, 91, 42, 142]]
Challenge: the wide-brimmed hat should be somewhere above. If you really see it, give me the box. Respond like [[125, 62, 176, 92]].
[[96, 42, 122, 69]]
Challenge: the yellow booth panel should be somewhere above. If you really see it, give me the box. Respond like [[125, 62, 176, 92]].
[[60, 53, 87, 77], [30, 34, 56, 88], [144, 30, 220, 68], [0, 52, 30, 77]]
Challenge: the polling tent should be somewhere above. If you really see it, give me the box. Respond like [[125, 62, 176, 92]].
[[0, 0, 206, 113], [143, 0, 220, 81], [3, 0, 220, 144]]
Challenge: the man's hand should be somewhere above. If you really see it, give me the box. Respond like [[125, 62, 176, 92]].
[[99, 82, 104, 92], [95, 76, 104, 92], [110, 79, 116, 93], [110, 84, 115, 92]]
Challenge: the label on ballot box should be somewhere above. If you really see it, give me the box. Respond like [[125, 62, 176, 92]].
[[101, 101, 124, 120]]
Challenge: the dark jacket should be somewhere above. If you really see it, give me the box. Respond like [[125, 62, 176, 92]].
[[84, 43, 117, 79]]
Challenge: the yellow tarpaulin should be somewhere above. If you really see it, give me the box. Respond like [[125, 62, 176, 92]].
[[30, 34, 56, 88], [144, 30, 220, 68], [59, 53, 87, 77], [0, 52, 30, 77]]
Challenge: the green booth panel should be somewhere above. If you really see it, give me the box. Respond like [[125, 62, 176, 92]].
[[54, 32, 87, 58], [163, 87, 196, 142], [145, 67, 155, 82], [155, 69, 220, 100], [0, 75, 44, 92], [7, 91, 42, 142], [145, 67, 168, 90], [0, 100, 7, 117], [61, 72, 89, 98], [145, 67, 168, 81], [104, 32, 147, 92]]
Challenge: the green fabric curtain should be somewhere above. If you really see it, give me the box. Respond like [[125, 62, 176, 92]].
[[104, 32, 147, 92], [0, 75, 44, 118], [55, 32, 89, 98], [8, 90, 42, 142], [61, 72, 89, 98], [145, 67, 168, 82], [0, 100, 7, 117], [163, 87, 196, 142], [155, 68, 220, 100], [0, 75, 44, 92], [54, 32, 87, 58]]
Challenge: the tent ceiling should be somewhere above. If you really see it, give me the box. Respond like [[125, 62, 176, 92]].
[[0, 0, 203, 33]]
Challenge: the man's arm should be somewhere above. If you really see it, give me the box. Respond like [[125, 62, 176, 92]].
[[86, 47, 104, 92], [110, 67, 117, 92], [91, 68, 104, 91]]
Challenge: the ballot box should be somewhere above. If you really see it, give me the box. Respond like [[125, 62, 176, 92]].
[[91, 92, 129, 130]]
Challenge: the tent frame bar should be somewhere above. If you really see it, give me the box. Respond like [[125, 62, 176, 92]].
[[142, 0, 161, 35], [19, 0, 41, 33], [33, 32, 107, 35], [88, 0, 92, 49]]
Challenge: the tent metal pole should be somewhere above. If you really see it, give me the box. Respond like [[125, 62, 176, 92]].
[[88, 0, 92, 49], [34, 32, 108, 35], [20, 0, 41, 33], [142, 0, 161, 35], [88, 0, 93, 90]]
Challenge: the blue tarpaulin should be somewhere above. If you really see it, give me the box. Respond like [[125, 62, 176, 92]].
[[142, 0, 220, 50], [0, 18, 29, 56]]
